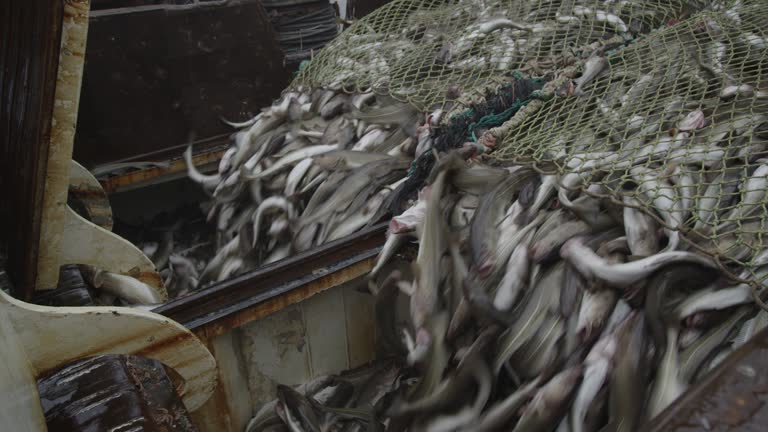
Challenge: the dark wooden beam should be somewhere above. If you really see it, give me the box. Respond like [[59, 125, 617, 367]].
[[0, 0, 64, 299]]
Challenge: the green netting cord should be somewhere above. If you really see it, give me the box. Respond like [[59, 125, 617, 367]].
[[468, 73, 546, 142]]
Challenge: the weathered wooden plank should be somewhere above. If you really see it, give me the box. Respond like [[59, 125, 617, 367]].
[[0, 0, 63, 298]]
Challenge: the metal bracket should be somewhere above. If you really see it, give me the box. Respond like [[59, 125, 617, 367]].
[[61, 205, 168, 300], [0, 288, 217, 413]]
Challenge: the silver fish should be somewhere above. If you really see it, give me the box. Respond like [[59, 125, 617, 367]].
[[605, 313, 648, 432], [512, 366, 583, 432], [185, 145, 221, 189], [622, 195, 660, 257], [247, 145, 337, 181], [679, 307, 749, 383], [574, 55, 608, 95], [531, 218, 591, 263], [675, 284, 752, 320], [647, 327, 685, 419], [466, 378, 541, 432], [410, 165, 449, 330], [283, 158, 314, 197], [576, 288, 618, 343], [561, 237, 716, 288], [571, 327, 619, 432], [252, 197, 295, 247], [494, 261, 563, 371], [493, 229, 534, 311]]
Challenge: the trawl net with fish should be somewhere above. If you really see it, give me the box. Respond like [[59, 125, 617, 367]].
[[291, 0, 712, 113], [184, 1, 714, 288], [492, 0, 768, 290]]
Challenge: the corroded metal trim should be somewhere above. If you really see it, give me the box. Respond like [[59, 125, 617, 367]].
[[154, 223, 387, 336], [99, 143, 229, 195]]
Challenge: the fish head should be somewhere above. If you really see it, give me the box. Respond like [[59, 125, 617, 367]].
[[406, 327, 432, 365], [544, 365, 583, 405], [312, 154, 344, 170], [478, 131, 497, 149], [677, 110, 706, 131]]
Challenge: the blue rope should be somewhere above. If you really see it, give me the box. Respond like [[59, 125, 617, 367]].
[[293, 59, 312, 77]]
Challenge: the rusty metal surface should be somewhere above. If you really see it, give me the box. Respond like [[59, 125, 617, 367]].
[[190, 332, 252, 432], [154, 222, 387, 335], [73, 0, 288, 167], [196, 255, 376, 340], [99, 139, 229, 194], [0, 0, 63, 299], [644, 327, 768, 432]]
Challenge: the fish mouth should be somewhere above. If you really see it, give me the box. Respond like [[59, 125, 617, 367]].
[[477, 256, 495, 278]]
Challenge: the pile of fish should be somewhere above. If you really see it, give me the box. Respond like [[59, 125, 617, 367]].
[[246, 359, 405, 432], [236, 10, 765, 432], [246, 148, 768, 432], [248, 13, 768, 429], [186, 88, 436, 285], [136, 216, 215, 300], [366, 146, 768, 431]]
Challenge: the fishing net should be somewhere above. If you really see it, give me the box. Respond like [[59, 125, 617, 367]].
[[493, 0, 768, 290], [291, 0, 712, 112]]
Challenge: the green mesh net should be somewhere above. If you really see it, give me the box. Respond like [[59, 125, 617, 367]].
[[492, 0, 768, 291], [291, 0, 712, 112]]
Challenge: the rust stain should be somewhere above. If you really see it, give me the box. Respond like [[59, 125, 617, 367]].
[[189, 337, 236, 432], [138, 271, 163, 287], [194, 257, 374, 340], [56, 328, 202, 376], [69, 186, 106, 197], [136, 332, 198, 357], [137, 271, 167, 299], [99, 149, 226, 194], [191, 375, 235, 431]]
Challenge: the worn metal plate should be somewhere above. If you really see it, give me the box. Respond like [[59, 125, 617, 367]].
[[645, 327, 768, 431], [154, 222, 387, 335]]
